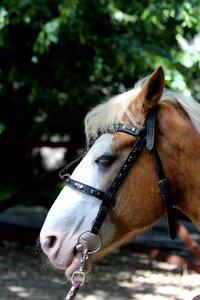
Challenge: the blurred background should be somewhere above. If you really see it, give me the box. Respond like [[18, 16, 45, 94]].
[[0, 1, 200, 299]]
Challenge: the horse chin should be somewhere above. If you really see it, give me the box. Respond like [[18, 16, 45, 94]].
[[48, 247, 88, 278], [65, 253, 91, 278], [47, 232, 98, 278]]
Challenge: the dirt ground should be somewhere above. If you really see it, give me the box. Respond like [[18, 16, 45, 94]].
[[0, 241, 199, 300]]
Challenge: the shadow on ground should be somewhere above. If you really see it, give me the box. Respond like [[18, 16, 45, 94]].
[[0, 241, 199, 300]]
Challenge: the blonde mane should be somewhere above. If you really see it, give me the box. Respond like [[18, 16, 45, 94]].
[[84, 79, 200, 143]]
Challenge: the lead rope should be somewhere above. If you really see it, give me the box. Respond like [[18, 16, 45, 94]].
[[64, 232, 102, 300]]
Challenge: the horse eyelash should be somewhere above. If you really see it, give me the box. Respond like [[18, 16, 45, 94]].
[[95, 155, 116, 168]]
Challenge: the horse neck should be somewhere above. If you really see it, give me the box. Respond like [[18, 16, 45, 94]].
[[157, 103, 200, 229]]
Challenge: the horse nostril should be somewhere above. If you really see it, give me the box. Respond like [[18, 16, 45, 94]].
[[47, 235, 57, 249], [40, 233, 62, 256]]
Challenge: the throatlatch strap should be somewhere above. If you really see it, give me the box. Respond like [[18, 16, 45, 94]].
[[150, 148, 177, 240], [146, 110, 176, 240]]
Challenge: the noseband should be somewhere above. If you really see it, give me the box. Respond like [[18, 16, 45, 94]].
[[60, 110, 176, 240]]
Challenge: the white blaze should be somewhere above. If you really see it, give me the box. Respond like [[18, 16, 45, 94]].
[[40, 134, 115, 273]]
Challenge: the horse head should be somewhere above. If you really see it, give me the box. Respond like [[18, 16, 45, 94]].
[[40, 67, 200, 277]]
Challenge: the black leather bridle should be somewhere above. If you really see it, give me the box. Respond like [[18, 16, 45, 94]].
[[60, 110, 177, 240]]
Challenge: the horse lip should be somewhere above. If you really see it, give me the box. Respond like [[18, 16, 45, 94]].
[[48, 250, 74, 270], [48, 238, 77, 271], [49, 251, 85, 278], [50, 255, 73, 270], [44, 232, 96, 273], [49, 244, 88, 276]]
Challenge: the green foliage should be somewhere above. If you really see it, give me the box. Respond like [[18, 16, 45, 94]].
[[0, 0, 199, 139]]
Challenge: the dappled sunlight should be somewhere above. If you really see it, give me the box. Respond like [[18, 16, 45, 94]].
[[0, 241, 199, 300], [8, 286, 31, 298], [39, 146, 67, 170], [71, 251, 199, 300]]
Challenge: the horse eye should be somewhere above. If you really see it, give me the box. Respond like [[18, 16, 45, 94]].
[[95, 155, 116, 168]]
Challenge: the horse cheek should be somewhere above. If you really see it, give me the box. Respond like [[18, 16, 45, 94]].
[[109, 159, 164, 241]]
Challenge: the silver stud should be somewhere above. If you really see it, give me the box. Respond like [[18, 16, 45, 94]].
[[77, 183, 83, 189], [75, 243, 84, 252]]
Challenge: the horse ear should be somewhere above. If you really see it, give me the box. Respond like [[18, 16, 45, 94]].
[[138, 66, 164, 114]]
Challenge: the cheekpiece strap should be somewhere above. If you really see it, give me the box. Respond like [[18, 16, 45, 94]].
[[146, 110, 156, 150], [150, 147, 177, 240], [91, 134, 146, 235]]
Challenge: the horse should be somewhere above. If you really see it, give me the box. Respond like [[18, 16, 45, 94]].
[[40, 67, 200, 278]]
